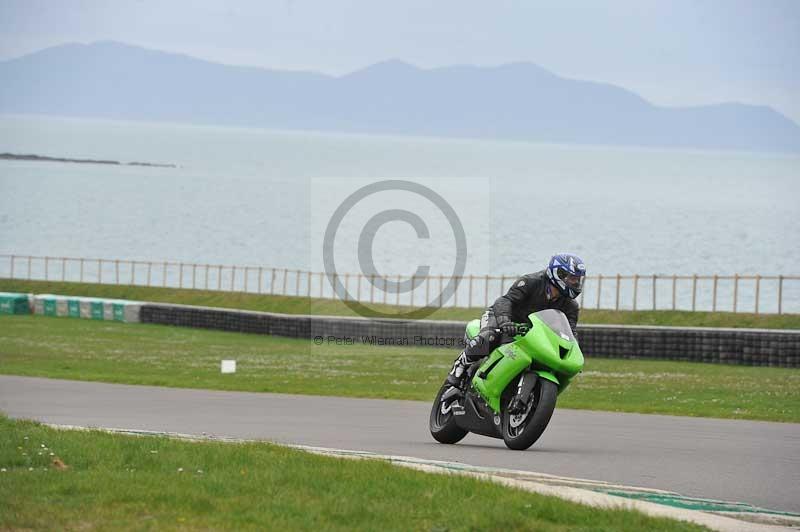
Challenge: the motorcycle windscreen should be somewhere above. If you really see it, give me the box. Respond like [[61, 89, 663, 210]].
[[532, 309, 575, 343]]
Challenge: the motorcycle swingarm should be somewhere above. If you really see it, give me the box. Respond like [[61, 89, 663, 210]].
[[453, 393, 502, 440]]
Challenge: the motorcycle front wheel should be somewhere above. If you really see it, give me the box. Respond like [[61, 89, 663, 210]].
[[501, 378, 557, 450]]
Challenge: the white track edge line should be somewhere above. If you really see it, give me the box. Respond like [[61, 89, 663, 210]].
[[42, 424, 797, 532]]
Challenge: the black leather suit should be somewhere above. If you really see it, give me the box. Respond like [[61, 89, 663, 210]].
[[463, 269, 580, 361]]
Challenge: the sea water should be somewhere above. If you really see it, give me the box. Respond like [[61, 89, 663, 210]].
[[1, 114, 798, 312]]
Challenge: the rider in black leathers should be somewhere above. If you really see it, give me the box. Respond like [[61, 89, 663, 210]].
[[446, 254, 586, 387]]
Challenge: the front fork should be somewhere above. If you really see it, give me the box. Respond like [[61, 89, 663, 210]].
[[507, 371, 539, 414]]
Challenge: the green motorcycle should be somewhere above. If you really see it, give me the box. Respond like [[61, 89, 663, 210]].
[[429, 309, 584, 450]]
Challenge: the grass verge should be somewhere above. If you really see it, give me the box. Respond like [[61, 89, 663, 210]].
[[1, 316, 798, 422], [0, 415, 706, 531], [2, 278, 798, 329]]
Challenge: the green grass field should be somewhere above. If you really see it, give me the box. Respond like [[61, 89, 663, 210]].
[[0, 416, 706, 531], [1, 316, 797, 422], [3, 278, 799, 329]]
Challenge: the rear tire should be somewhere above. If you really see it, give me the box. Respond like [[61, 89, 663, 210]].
[[501, 379, 557, 450], [429, 383, 468, 444]]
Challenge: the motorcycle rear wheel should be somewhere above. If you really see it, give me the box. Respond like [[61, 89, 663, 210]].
[[501, 379, 557, 450], [429, 383, 468, 444]]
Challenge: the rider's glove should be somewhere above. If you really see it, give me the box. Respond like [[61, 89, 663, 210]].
[[499, 321, 518, 337]]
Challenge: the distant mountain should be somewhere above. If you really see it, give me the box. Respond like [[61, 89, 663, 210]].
[[2, 41, 799, 152]]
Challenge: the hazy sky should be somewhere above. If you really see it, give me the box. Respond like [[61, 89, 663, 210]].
[[1, 0, 799, 123]]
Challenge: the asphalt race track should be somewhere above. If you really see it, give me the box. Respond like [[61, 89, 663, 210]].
[[1, 375, 798, 514]]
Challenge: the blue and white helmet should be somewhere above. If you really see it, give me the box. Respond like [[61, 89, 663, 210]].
[[546, 253, 586, 299]]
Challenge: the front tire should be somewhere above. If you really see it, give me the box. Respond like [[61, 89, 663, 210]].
[[429, 383, 468, 444], [502, 379, 557, 450]]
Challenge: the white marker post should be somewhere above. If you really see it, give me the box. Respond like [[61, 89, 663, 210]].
[[220, 360, 237, 374]]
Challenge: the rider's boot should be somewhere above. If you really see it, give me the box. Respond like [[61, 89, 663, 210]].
[[446, 335, 487, 387], [445, 350, 470, 387]]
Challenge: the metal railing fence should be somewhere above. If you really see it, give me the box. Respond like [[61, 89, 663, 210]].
[[1, 254, 798, 315]]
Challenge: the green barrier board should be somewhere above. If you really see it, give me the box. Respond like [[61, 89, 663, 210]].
[[113, 303, 125, 322], [43, 299, 57, 316], [90, 301, 104, 320], [0, 293, 30, 315], [68, 299, 81, 318]]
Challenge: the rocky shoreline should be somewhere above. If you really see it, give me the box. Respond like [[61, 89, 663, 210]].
[[0, 152, 176, 168]]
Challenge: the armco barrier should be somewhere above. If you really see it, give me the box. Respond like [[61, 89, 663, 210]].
[[575, 324, 799, 367], [139, 303, 463, 346], [139, 302, 800, 368]]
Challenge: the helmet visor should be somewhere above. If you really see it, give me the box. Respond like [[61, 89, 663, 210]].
[[557, 268, 585, 292]]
